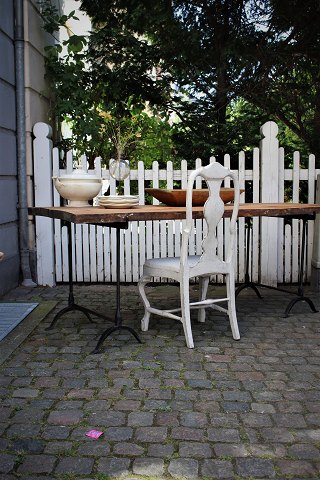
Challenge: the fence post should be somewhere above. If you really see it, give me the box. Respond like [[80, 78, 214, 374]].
[[259, 121, 279, 286], [33, 122, 55, 286], [311, 174, 320, 290]]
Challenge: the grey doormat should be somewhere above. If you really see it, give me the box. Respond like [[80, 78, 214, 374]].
[[0, 301, 57, 365], [0, 303, 38, 341]]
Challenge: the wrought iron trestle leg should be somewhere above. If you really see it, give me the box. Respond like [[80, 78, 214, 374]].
[[236, 215, 317, 317], [235, 218, 263, 299], [92, 224, 142, 353], [46, 221, 112, 330], [282, 218, 318, 317]]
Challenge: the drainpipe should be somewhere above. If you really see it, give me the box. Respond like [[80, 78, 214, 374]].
[[14, 0, 36, 287]]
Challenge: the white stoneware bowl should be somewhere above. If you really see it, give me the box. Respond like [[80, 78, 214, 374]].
[[53, 168, 102, 207]]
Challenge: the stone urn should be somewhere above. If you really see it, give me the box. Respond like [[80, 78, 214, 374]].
[[53, 168, 103, 207]]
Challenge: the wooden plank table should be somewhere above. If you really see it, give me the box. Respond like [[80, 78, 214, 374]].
[[29, 203, 320, 352], [30, 202, 320, 224]]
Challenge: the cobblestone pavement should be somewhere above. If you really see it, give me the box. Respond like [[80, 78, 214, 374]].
[[0, 282, 320, 479]]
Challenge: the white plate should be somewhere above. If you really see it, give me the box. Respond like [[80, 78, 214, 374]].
[[99, 198, 139, 204], [99, 203, 139, 209], [98, 195, 139, 202], [98, 200, 139, 206], [99, 199, 139, 204]]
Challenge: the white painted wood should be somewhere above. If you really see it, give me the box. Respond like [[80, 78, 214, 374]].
[[90, 157, 102, 281], [195, 158, 203, 257], [33, 122, 320, 288], [252, 147, 260, 282], [131, 189, 139, 283], [284, 223, 292, 283], [307, 154, 315, 280], [152, 161, 160, 259], [80, 154, 87, 171], [82, 224, 90, 281], [75, 224, 83, 281], [123, 175, 132, 282], [61, 225, 69, 282], [33, 122, 55, 286], [120, 227, 125, 282], [223, 155, 231, 282], [138, 161, 146, 277], [277, 147, 285, 283], [260, 121, 279, 286], [167, 161, 174, 258], [292, 151, 300, 283], [52, 147, 62, 282], [138, 161, 241, 348], [103, 226, 111, 282], [238, 151, 246, 283], [181, 160, 190, 257], [96, 226, 104, 282], [66, 150, 73, 173], [81, 155, 90, 281]]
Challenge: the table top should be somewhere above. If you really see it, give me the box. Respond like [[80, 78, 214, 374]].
[[29, 203, 320, 225]]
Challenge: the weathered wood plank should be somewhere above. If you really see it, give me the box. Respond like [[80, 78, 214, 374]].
[[30, 203, 320, 224]]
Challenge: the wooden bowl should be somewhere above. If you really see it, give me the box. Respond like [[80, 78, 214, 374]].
[[145, 188, 242, 206]]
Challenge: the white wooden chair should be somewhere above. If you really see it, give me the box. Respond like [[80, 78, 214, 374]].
[[138, 161, 241, 348]]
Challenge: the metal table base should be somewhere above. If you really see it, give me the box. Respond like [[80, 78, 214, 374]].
[[236, 216, 318, 317], [46, 221, 142, 352], [92, 223, 142, 353], [46, 222, 112, 330]]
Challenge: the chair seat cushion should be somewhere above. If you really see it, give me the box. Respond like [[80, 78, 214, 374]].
[[144, 255, 200, 276]]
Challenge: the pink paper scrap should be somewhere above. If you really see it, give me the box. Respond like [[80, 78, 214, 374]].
[[85, 429, 104, 439]]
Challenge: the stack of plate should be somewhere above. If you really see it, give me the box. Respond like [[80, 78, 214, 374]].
[[98, 195, 139, 209]]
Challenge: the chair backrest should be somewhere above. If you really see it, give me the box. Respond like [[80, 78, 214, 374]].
[[180, 161, 240, 275]]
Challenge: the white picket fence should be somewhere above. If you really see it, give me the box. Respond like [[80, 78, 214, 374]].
[[33, 121, 320, 287]]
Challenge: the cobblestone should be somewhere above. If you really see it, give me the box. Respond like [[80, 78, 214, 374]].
[[17, 455, 56, 474], [168, 458, 199, 478], [132, 457, 165, 476], [1, 284, 320, 478]]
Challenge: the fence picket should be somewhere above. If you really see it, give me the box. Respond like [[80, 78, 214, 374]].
[[103, 226, 111, 282], [222, 155, 231, 282], [252, 148, 260, 282], [90, 157, 102, 281], [138, 161, 146, 278], [152, 161, 160, 261], [33, 123, 55, 286], [277, 147, 285, 282], [166, 161, 174, 258], [52, 147, 62, 282], [307, 154, 316, 280], [292, 151, 300, 282], [284, 223, 292, 283], [61, 225, 69, 283], [238, 151, 246, 283], [124, 174, 132, 281], [195, 158, 203, 257]]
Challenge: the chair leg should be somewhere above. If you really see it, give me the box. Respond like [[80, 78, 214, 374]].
[[226, 272, 240, 340], [198, 276, 209, 323], [180, 279, 194, 348], [138, 275, 151, 331]]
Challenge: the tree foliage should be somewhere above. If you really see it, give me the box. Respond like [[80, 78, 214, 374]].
[[80, 0, 262, 161], [41, 0, 176, 168], [79, 0, 320, 162], [239, 0, 320, 159]]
